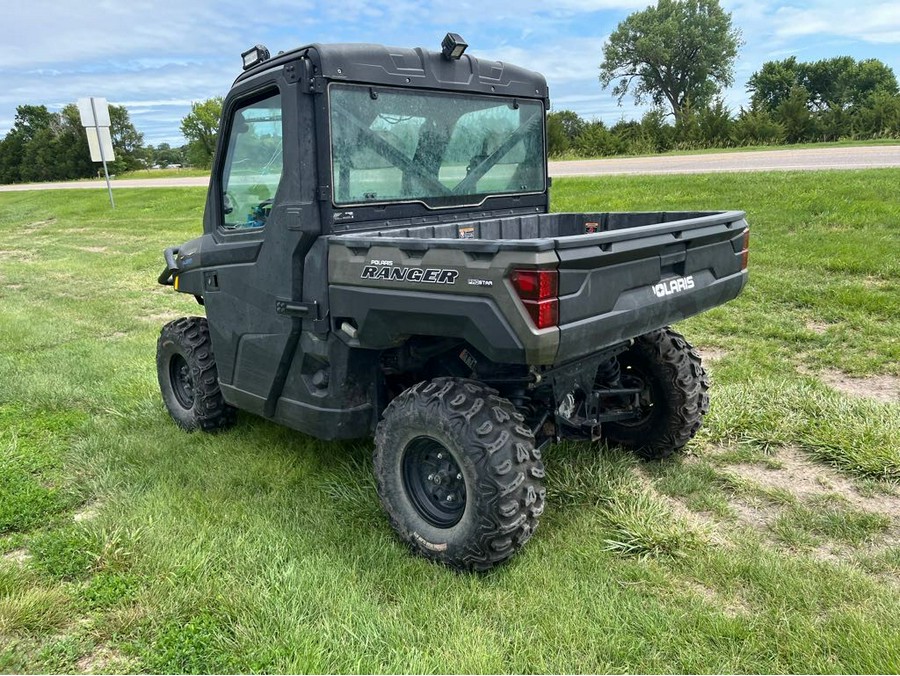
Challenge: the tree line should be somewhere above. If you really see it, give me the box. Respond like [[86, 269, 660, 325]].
[[550, 55, 900, 158], [0, 98, 223, 184], [556, 0, 900, 157], [0, 104, 145, 184]]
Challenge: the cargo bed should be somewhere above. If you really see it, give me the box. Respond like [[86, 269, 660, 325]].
[[328, 211, 749, 365]]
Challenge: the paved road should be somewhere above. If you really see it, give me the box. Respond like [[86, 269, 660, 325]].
[[550, 144, 900, 177], [2, 145, 899, 192]]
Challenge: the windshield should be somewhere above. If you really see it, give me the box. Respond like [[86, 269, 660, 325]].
[[329, 84, 545, 208]]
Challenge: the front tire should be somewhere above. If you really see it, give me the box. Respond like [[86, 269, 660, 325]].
[[374, 378, 545, 571], [157, 317, 236, 432], [602, 327, 709, 459]]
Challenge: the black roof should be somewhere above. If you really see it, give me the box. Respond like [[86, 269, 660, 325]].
[[235, 42, 549, 101]]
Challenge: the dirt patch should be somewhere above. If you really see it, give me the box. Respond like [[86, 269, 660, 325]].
[[681, 578, 750, 618], [101, 331, 128, 341], [805, 320, 830, 335], [727, 446, 900, 520], [77, 646, 130, 673], [4, 284, 23, 291], [2, 548, 31, 565], [816, 369, 900, 404], [697, 346, 728, 362], [75, 246, 108, 254], [73, 503, 100, 522]]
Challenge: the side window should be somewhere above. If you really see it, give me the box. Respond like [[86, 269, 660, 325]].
[[220, 92, 283, 229]]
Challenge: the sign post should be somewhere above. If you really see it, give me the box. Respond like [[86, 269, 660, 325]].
[[77, 97, 116, 208]]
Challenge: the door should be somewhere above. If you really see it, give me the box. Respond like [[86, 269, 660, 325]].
[[203, 88, 297, 415]]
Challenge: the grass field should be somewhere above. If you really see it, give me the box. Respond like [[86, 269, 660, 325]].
[[115, 168, 211, 180], [0, 171, 898, 673]]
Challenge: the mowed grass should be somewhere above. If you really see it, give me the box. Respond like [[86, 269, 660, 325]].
[[0, 172, 898, 673]]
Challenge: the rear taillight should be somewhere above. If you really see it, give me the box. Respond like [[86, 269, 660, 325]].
[[511, 268, 559, 329], [740, 228, 750, 270]]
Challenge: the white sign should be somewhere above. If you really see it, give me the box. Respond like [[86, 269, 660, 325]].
[[77, 96, 116, 208], [85, 126, 115, 162], [77, 97, 111, 128]]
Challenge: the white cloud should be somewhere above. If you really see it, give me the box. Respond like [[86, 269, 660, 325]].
[[772, 2, 900, 44], [480, 37, 609, 85]]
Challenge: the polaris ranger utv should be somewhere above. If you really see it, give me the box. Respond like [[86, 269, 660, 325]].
[[157, 35, 749, 571]]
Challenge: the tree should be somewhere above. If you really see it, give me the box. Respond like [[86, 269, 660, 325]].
[[639, 108, 675, 152], [547, 114, 569, 155], [180, 97, 223, 168], [775, 85, 813, 143], [547, 110, 588, 155], [0, 105, 55, 183], [599, 0, 741, 123], [853, 91, 900, 138], [698, 99, 733, 147], [746, 58, 800, 111], [149, 142, 184, 166], [108, 105, 145, 173], [749, 57, 899, 113], [731, 107, 784, 146], [575, 121, 626, 157], [57, 105, 95, 179], [747, 56, 900, 141], [551, 110, 587, 144]]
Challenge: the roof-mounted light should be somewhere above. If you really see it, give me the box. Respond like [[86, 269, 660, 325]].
[[441, 33, 468, 60], [241, 44, 271, 71]]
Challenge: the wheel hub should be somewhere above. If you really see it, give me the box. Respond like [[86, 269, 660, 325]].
[[402, 437, 466, 528], [169, 354, 195, 409]]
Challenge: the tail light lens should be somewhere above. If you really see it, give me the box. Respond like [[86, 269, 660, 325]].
[[523, 298, 558, 329], [740, 228, 750, 270], [510, 269, 558, 300], [511, 268, 559, 329]]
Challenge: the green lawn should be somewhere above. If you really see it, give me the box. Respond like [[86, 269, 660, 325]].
[[115, 168, 211, 180], [0, 172, 898, 673]]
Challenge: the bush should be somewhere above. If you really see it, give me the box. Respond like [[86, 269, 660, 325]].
[[698, 99, 734, 147], [732, 107, 785, 146], [852, 92, 900, 138], [575, 121, 627, 156], [639, 108, 675, 152], [775, 85, 814, 143]]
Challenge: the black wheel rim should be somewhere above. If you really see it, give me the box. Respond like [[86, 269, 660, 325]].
[[401, 436, 466, 528], [169, 354, 195, 409], [617, 363, 660, 428]]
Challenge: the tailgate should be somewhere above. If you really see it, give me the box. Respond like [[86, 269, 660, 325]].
[[553, 211, 749, 362]]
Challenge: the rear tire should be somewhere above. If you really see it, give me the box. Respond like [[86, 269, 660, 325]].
[[157, 317, 236, 432], [601, 327, 709, 459], [374, 378, 545, 571]]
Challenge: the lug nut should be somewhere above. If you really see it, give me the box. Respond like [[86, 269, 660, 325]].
[[446, 495, 455, 502], [427, 474, 434, 481], [456, 473, 462, 480], [437, 453, 443, 459]]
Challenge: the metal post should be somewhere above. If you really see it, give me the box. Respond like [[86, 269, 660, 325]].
[[90, 97, 115, 209]]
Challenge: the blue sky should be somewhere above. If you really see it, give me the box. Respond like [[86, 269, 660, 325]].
[[2, 0, 899, 146]]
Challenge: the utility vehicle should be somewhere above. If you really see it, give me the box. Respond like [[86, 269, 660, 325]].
[[157, 35, 749, 570]]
